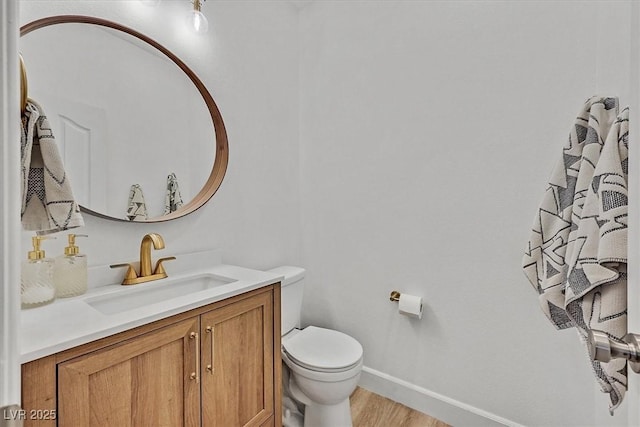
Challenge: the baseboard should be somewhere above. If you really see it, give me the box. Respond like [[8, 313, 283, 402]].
[[358, 366, 524, 427]]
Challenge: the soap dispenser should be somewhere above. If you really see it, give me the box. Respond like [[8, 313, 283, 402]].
[[21, 235, 56, 308], [54, 234, 88, 298]]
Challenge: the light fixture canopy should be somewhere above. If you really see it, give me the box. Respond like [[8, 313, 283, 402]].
[[188, 0, 208, 34]]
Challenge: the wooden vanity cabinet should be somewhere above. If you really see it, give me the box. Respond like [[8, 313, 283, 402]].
[[201, 290, 274, 427], [21, 285, 282, 427], [58, 317, 201, 426]]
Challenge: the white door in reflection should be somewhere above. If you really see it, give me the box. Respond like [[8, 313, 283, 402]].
[[43, 96, 108, 214]]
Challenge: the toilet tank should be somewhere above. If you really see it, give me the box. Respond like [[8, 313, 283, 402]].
[[266, 266, 305, 335]]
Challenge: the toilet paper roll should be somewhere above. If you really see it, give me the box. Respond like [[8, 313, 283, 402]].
[[398, 294, 423, 319]]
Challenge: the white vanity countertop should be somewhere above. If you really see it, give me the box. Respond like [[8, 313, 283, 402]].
[[20, 258, 284, 363]]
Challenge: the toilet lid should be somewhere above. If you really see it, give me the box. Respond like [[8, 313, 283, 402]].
[[282, 326, 363, 371]]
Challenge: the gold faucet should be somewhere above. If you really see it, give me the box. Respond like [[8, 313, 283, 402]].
[[110, 233, 176, 285]]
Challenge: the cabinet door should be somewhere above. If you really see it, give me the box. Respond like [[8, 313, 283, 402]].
[[57, 317, 201, 427], [201, 291, 274, 427]]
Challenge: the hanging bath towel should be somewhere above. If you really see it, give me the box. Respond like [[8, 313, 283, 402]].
[[523, 96, 619, 328], [522, 96, 629, 412], [565, 107, 629, 413], [21, 99, 84, 233], [125, 184, 148, 221], [164, 172, 184, 215]]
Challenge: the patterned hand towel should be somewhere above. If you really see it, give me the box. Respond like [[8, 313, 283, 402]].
[[522, 97, 628, 412], [523, 96, 619, 328], [164, 172, 184, 215], [565, 108, 629, 413], [126, 184, 148, 221], [21, 100, 84, 233]]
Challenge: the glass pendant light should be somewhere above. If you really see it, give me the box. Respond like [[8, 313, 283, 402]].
[[188, 0, 208, 34]]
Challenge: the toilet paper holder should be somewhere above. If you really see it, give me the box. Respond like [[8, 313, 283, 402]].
[[389, 290, 423, 319], [389, 291, 401, 302]]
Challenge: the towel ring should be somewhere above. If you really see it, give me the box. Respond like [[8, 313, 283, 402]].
[[19, 53, 27, 113]]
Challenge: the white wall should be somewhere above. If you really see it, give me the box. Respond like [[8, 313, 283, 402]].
[[20, 1, 303, 270], [298, 1, 632, 426]]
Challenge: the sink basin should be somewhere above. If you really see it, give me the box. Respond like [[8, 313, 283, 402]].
[[86, 273, 236, 315]]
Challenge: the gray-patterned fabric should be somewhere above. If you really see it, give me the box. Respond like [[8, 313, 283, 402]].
[[126, 184, 148, 221], [164, 172, 184, 215], [523, 96, 629, 413], [21, 100, 84, 234]]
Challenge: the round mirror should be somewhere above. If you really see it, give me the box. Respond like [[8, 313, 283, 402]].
[[20, 16, 228, 222]]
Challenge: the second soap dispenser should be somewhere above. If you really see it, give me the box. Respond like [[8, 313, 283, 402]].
[[54, 234, 88, 298], [21, 236, 56, 309]]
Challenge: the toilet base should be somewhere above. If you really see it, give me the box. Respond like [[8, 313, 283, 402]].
[[303, 399, 352, 427]]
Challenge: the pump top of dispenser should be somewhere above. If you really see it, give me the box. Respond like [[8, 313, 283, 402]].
[[28, 236, 54, 260], [64, 234, 88, 256]]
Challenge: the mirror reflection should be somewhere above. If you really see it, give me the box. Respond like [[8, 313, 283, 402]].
[[20, 19, 221, 221]]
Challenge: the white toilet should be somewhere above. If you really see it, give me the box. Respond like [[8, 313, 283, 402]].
[[268, 266, 363, 427]]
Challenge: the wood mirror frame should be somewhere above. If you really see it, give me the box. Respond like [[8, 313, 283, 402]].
[[20, 15, 228, 222]]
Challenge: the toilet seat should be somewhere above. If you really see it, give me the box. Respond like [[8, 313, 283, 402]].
[[282, 326, 363, 373]]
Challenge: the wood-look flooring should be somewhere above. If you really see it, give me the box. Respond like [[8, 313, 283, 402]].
[[350, 387, 450, 427]]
